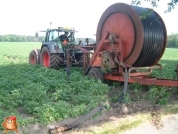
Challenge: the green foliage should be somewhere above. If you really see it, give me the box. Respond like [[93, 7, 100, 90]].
[[0, 42, 109, 127], [167, 33, 178, 48], [139, 8, 153, 19], [123, 93, 132, 104], [111, 82, 122, 88], [131, 0, 178, 12], [0, 42, 178, 129], [147, 86, 170, 105], [166, 0, 178, 12], [130, 83, 143, 93], [0, 35, 96, 43], [151, 48, 178, 79]]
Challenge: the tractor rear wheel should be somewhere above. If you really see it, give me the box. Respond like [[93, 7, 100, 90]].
[[29, 49, 40, 65], [40, 46, 61, 70], [88, 68, 104, 82]]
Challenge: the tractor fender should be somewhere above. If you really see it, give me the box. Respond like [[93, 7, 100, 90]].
[[41, 42, 64, 53]]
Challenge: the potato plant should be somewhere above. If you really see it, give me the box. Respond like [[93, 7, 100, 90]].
[[0, 42, 110, 128], [0, 42, 178, 128]]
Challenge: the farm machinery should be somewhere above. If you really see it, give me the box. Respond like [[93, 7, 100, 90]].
[[29, 3, 178, 87], [28, 2, 178, 133], [29, 27, 96, 70], [45, 3, 178, 134]]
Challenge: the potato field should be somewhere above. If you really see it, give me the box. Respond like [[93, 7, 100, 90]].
[[0, 42, 178, 130]]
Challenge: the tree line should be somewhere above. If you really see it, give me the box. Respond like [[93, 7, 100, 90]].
[[0, 34, 178, 48], [167, 33, 178, 48], [0, 35, 96, 44], [0, 35, 44, 42]]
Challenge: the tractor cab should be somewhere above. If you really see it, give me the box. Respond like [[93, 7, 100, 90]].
[[44, 27, 77, 49]]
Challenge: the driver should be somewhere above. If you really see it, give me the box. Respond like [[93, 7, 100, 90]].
[[59, 31, 69, 42]]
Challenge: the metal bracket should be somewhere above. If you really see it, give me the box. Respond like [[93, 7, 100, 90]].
[[109, 34, 116, 54], [101, 51, 117, 72]]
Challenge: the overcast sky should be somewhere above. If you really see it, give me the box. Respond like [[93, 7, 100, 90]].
[[0, 0, 177, 38]]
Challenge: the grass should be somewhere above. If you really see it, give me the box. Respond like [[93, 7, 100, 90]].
[[0, 42, 41, 64], [99, 119, 143, 134], [151, 48, 178, 79], [0, 42, 178, 133], [161, 101, 178, 115]]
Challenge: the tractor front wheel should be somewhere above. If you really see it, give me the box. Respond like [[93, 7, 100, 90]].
[[29, 49, 40, 65], [40, 46, 60, 69]]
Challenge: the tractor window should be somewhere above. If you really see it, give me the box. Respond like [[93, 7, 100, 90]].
[[49, 30, 59, 42], [68, 32, 75, 42], [58, 31, 66, 36], [59, 32, 64, 35]]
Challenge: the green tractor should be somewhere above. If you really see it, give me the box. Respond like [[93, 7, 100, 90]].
[[29, 27, 84, 69]]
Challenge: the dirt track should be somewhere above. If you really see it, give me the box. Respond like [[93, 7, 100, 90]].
[[125, 114, 178, 134]]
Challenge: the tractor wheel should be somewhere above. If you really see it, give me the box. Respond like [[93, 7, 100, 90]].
[[40, 46, 61, 70], [88, 68, 104, 82], [29, 49, 40, 65]]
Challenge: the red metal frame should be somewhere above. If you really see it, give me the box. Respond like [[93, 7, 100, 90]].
[[89, 34, 178, 87], [65, 34, 178, 87], [104, 75, 178, 87]]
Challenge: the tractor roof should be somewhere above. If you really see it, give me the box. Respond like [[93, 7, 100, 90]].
[[39, 27, 77, 33]]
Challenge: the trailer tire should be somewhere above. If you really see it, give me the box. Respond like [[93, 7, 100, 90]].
[[88, 68, 104, 82], [29, 49, 40, 65], [40, 46, 61, 70]]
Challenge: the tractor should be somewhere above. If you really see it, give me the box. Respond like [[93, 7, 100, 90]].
[[29, 27, 93, 69]]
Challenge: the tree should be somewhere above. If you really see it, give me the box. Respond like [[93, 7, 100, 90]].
[[10, 36, 16, 42], [3, 36, 10, 42], [131, 0, 178, 12], [167, 33, 178, 48]]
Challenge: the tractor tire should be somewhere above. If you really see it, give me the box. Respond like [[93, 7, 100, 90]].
[[40, 46, 61, 70], [29, 49, 40, 65], [88, 68, 104, 82]]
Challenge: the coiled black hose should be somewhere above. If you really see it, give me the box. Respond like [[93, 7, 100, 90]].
[[132, 6, 166, 66]]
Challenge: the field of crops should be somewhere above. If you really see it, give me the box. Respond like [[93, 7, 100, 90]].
[[0, 42, 178, 129]]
